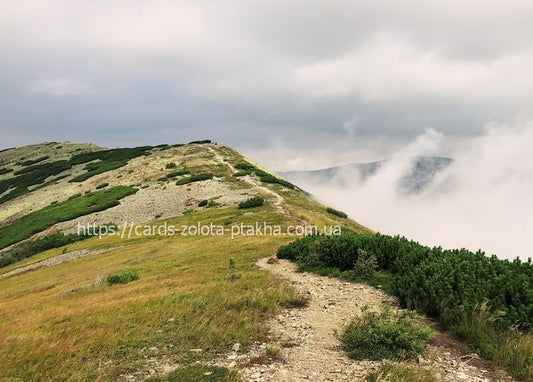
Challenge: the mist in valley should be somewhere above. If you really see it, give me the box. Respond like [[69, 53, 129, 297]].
[[287, 121, 533, 261]]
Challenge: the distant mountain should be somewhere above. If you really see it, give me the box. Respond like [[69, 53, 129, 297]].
[[279, 156, 453, 194]]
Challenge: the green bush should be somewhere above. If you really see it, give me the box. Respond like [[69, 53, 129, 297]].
[[0, 167, 13, 175], [165, 162, 177, 169], [0, 232, 93, 268], [69, 146, 152, 182], [277, 232, 533, 329], [176, 174, 213, 186], [198, 200, 208, 207], [16, 156, 49, 167], [259, 174, 295, 189], [0, 186, 137, 250], [188, 139, 212, 144], [277, 231, 533, 379], [233, 171, 251, 177], [207, 200, 219, 207], [96, 182, 109, 189], [353, 249, 378, 278], [176, 178, 190, 185], [235, 162, 255, 171], [238, 196, 265, 209], [0, 146, 152, 204], [190, 173, 213, 182], [107, 270, 140, 285], [326, 207, 348, 218], [341, 307, 435, 361]]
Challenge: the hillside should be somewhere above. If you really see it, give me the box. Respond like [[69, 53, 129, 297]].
[[0, 142, 521, 381], [0, 141, 364, 380], [279, 156, 453, 194]]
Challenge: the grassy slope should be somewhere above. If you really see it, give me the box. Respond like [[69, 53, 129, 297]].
[[0, 150, 366, 380]]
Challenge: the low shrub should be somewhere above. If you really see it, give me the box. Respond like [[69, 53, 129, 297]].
[[235, 162, 255, 171], [188, 139, 212, 144], [0, 186, 137, 250], [0, 231, 93, 268], [277, 231, 533, 379], [206, 200, 219, 208], [165, 162, 177, 169], [326, 207, 348, 218], [259, 174, 295, 189], [233, 171, 251, 177], [340, 307, 435, 361], [198, 200, 208, 207], [176, 174, 213, 186], [238, 196, 265, 209], [166, 169, 190, 178], [190, 173, 213, 182], [366, 363, 437, 382], [16, 156, 50, 167], [176, 178, 190, 185], [107, 270, 140, 285], [96, 182, 109, 189]]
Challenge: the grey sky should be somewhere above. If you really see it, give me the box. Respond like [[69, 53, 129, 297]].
[[1, 0, 533, 169]]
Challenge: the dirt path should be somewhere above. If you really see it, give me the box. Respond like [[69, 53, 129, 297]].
[[207, 146, 285, 210], [226, 258, 511, 382]]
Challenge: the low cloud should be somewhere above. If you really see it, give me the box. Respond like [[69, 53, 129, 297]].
[[293, 121, 533, 260], [29, 78, 93, 97]]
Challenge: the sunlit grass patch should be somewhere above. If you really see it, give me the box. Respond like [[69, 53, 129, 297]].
[[0, 207, 302, 380]]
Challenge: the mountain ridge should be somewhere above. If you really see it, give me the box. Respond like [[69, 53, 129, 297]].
[[279, 156, 453, 194], [0, 142, 518, 381]]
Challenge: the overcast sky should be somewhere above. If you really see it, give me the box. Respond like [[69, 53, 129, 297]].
[[2, 1, 533, 170]]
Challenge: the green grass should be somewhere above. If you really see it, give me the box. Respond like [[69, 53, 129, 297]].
[[0, 143, 383, 380], [0, 186, 137, 250], [147, 364, 239, 382], [0, 204, 312, 380], [452, 304, 533, 380], [340, 307, 435, 361], [366, 363, 436, 382]]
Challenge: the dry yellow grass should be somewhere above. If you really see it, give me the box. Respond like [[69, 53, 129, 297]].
[[0, 201, 355, 380]]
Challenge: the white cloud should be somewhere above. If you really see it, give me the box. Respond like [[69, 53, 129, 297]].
[[294, 121, 533, 260], [293, 33, 533, 103], [29, 78, 93, 97]]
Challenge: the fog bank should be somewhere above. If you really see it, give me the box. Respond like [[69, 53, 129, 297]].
[[293, 122, 533, 260]]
